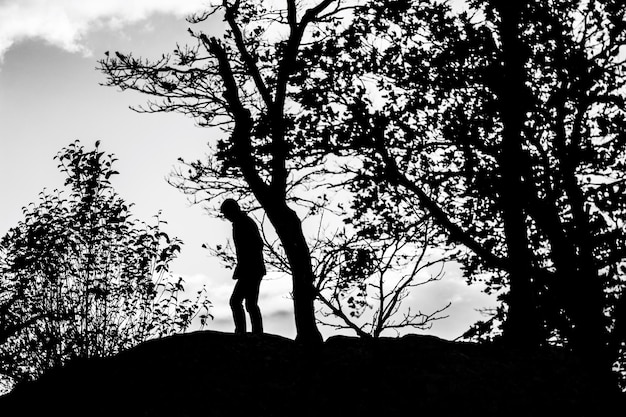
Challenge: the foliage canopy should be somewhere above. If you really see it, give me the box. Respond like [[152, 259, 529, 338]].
[[293, 0, 626, 384]]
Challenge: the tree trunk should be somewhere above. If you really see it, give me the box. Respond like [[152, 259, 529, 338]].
[[262, 198, 323, 344], [561, 172, 612, 387], [496, 1, 543, 347]]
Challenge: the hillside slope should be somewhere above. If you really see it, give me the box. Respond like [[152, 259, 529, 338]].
[[0, 331, 621, 416]]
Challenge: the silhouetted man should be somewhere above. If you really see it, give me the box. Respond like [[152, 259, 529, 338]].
[[220, 199, 266, 335]]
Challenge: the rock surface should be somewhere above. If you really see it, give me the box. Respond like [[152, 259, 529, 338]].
[[0, 331, 621, 416]]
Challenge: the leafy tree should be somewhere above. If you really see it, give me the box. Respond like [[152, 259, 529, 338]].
[[0, 141, 211, 383], [296, 0, 626, 384], [312, 218, 452, 338], [98, 0, 376, 343]]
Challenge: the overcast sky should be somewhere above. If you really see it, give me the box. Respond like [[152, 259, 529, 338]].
[[0, 0, 494, 341]]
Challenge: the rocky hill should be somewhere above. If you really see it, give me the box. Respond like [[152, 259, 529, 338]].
[[0, 331, 621, 416]]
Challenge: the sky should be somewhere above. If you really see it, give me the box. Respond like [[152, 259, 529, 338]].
[[0, 0, 494, 341]]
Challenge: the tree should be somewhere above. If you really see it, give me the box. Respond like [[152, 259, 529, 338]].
[[296, 0, 626, 385], [312, 218, 452, 338], [0, 141, 211, 382], [98, 0, 372, 343]]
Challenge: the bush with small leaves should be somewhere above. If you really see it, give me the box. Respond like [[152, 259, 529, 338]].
[[0, 141, 211, 384]]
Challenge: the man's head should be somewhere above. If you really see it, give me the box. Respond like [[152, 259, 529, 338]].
[[220, 198, 241, 221]]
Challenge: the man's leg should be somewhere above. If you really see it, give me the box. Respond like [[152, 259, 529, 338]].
[[244, 278, 263, 335], [230, 280, 246, 334]]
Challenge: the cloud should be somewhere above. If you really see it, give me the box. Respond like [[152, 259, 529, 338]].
[[266, 309, 293, 320], [0, 0, 208, 60]]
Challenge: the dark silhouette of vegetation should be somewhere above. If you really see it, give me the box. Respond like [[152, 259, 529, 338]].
[[221, 199, 265, 334], [0, 141, 211, 385], [293, 0, 626, 387], [311, 220, 452, 338], [99, 0, 451, 343], [98, 0, 365, 344], [244, 211, 454, 338]]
